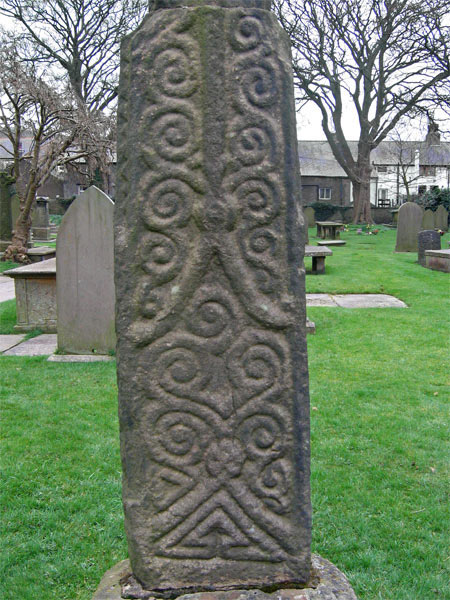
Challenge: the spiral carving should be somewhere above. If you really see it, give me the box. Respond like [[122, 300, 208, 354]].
[[140, 231, 183, 284], [152, 44, 199, 99], [239, 413, 284, 460], [231, 122, 276, 166], [185, 285, 235, 342], [142, 177, 195, 230], [228, 331, 285, 401], [151, 109, 197, 162], [151, 411, 211, 467], [229, 14, 264, 52], [238, 60, 278, 108], [234, 176, 279, 225], [254, 460, 290, 515]]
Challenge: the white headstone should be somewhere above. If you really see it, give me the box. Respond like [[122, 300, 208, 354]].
[[56, 186, 116, 354]]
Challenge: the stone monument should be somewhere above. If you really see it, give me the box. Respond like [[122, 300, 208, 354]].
[[57, 186, 116, 355], [434, 204, 448, 232], [304, 207, 315, 228], [418, 230, 441, 267], [32, 196, 51, 241], [109, 1, 356, 599], [421, 209, 434, 231], [395, 202, 423, 252]]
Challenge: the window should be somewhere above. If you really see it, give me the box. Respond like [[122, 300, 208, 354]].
[[419, 165, 436, 176], [318, 187, 331, 200], [378, 189, 388, 200], [418, 185, 427, 195]]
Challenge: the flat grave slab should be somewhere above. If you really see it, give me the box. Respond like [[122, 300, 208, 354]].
[[3, 334, 57, 356], [317, 240, 346, 247], [306, 294, 337, 306], [0, 334, 25, 353], [47, 354, 115, 363], [332, 294, 407, 308]]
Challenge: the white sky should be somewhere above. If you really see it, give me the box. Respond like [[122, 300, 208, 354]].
[[0, 13, 444, 143]]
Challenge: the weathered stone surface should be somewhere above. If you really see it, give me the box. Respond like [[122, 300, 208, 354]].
[[425, 248, 450, 272], [395, 202, 423, 252], [92, 556, 357, 600], [332, 294, 407, 308], [57, 186, 116, 355], [421, 209, 434, 230], [0, 334, 25, 353], [115, 0, 310, 595], [434, 205, 448, 231], [304, 207, 315, 228], [418, 230, 440, 266], [316, 240, 345, 247], [3, 258, 57, 332], [32, 197, 51, 240], [47, 354, 115, 362], [3, 333, 57, 356]]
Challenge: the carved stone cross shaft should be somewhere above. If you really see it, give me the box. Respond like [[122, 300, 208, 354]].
[[115, 0, 311, 595]]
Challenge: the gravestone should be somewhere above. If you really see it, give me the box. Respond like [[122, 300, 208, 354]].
[[304, 206, 315, 228], [56, 186, 115, 354], [114, 0, 313, 595], [418, 230, 441, 267], [32, 197, 51, 240], [434, 204, 448, 231], [0, 172, 15, 251], [421, 209, 434, 230], [395, 202, 423, 252]]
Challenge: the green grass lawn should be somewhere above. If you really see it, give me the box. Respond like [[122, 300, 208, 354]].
[[1, 228, 449, 599]]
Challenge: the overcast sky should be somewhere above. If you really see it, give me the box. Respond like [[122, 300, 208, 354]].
[[0, 13, 443, 143]]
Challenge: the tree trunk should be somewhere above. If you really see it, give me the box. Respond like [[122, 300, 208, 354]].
[[352, 157, 373, 224], [2, 186, 36, 263]]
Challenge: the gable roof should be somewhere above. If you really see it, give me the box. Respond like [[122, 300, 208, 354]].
[[298, 139, 450, 176]]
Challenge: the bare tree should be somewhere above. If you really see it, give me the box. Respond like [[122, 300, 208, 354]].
[[275, 0, 450, 222], [0, 0, 148, 112], [0, 38, 107, 262]]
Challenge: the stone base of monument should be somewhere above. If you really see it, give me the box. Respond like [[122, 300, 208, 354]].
[[92, 555, 357, 600]]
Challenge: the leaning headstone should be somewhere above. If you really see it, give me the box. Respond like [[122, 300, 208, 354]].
[[0, 172, 15, 251], [418, 230, 441, 266], [434, 204, 448, 231], [113, 0, 318, 596], [56, 186, 115, 354], [421, 209, 434, 230], [395, 202, 423, 252], [32, 197, 51, 240], [304, 206, 315, 228]]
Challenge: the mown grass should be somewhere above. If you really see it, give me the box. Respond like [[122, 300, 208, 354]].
[[0, 228, 449, 599]]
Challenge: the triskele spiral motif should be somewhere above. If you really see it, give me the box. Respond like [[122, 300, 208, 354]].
[[239, 413, 284, 460], [228, 331, 285, 401], [231, 122, 276, 167], [237, 60, 278, 108], [152, 43, 199, 99], [150, 109, 197, 162], [142, 177, 195, 230], [151, 411, 211, 467], [140, 231, 183, 284], [233, 175, 280, 224], [229, 13, 264, 52]]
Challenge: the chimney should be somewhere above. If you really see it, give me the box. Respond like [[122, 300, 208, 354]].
[[425, 118, 441, 145]]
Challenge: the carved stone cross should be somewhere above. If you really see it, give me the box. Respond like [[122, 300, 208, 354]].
[[115, 0, 311, 595]]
